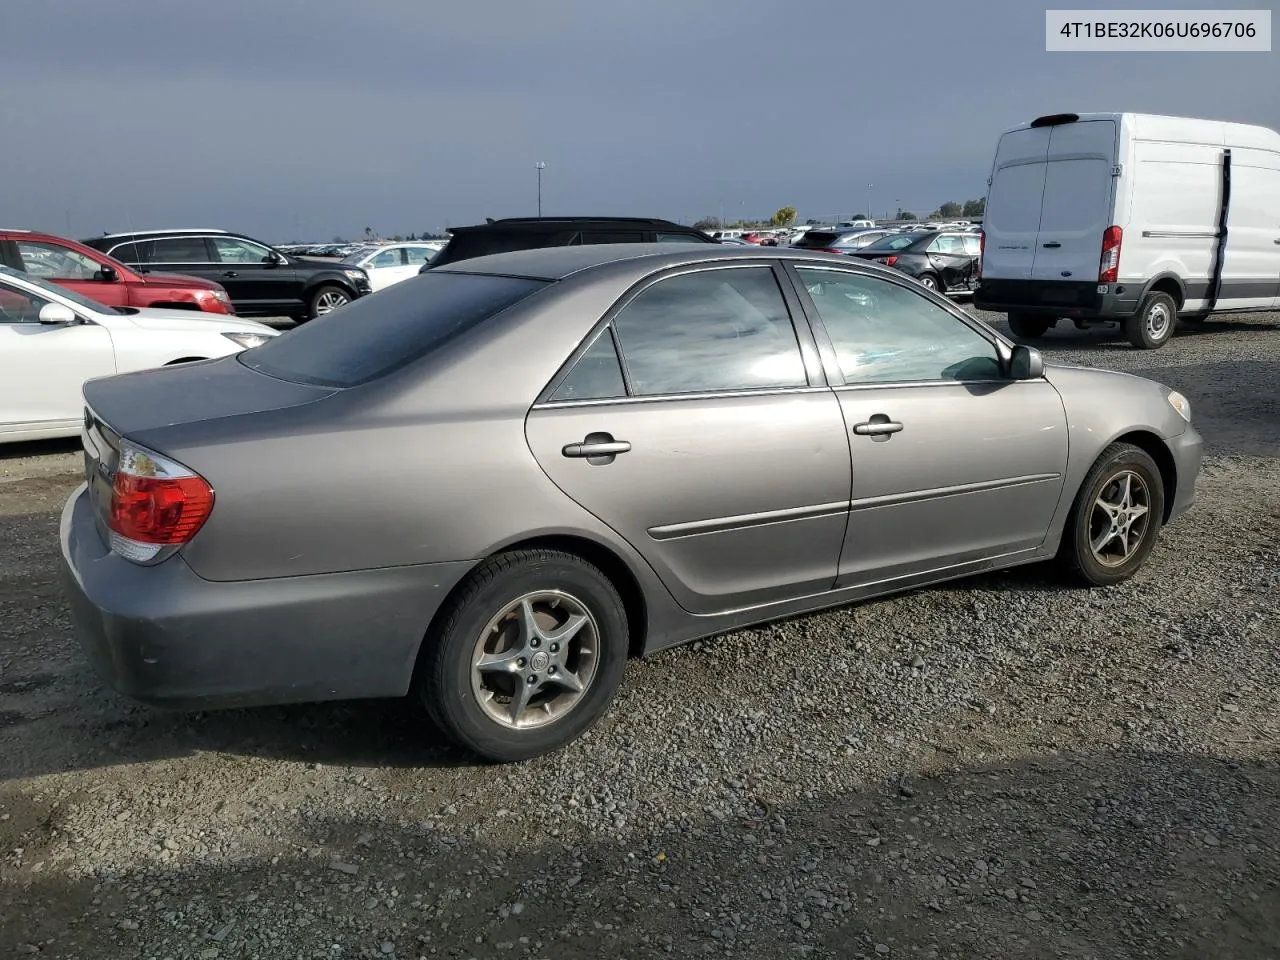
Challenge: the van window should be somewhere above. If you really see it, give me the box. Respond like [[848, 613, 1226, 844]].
[[986, 162, 1047, 234], [1039, 158, 1112, 233]]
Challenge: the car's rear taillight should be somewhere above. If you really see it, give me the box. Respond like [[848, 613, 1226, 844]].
[[820, 247, 844, 254], [977, 230, 984, 279], [107, 441, 214, 564], [1099, 225, 1122, 283], [874, 255, 898, 266]]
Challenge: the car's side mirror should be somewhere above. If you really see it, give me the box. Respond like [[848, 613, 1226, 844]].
[[1009, 343, 1045, 380], [264, 251, 286, 266], [38, 303, 77, 325], [95, 265, 118, 282]]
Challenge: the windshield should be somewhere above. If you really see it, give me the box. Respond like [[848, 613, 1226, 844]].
[[862, 233, 924, 252], [239, 271, 549, 387], [0, 263, 118, 315]]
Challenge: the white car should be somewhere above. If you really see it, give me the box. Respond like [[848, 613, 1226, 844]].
[[342, 242, 442, 292], [0, 265, 279, 444]]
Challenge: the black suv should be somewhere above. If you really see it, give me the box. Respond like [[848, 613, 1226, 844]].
[[83, 229, 372, 321], [424, 217, 716, 271]]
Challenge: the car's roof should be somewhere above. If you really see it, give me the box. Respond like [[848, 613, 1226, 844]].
[[434, 242, 906, 282]]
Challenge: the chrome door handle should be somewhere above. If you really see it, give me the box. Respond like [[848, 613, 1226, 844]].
[[222, 271, 238, 278], [853, 419, 904, 437], [562, 440, 631, 457]]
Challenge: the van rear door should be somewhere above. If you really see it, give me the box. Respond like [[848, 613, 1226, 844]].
[[982, 127, 1051, 280], [1029, 119, 1119, 283]]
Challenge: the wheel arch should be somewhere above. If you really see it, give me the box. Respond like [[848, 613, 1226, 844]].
[[1109, 429, 1178, 522], [417, 532, 651, 664], [1138, 272, 1187, 310], [303, 275, 357, 299]]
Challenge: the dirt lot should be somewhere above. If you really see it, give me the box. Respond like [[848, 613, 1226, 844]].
[[2, 311, 1278, 960]]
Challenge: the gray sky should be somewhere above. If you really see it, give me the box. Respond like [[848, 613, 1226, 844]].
[[2, 0, 1275, 241]]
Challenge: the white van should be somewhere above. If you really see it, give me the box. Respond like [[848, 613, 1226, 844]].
[[975, 112, 1280, 348]]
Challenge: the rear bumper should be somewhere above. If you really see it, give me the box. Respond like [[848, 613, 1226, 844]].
[[975, 279, 1142, 319], [1167, 424, 1204, 523], [58, 484, 476, 709]]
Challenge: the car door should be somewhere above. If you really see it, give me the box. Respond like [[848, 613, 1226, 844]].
[[209, 236, 298, 314], [365, 247, 408, 291], [524, 263, 851, 615], [0, 279, 115, 432], [788, 264, 1068, 586], [12, 239, 130, 308], [924, 234, 971, 287]]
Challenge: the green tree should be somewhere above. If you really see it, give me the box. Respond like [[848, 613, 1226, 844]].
[[693, 216, 721, 232], [935, 201, 964, 218], [770, 206, 797, 227], [897, 211, 918, 221], [962, 197, 986, 217]]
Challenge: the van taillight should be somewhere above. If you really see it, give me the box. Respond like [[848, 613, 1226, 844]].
[[977, 230, 985, 279], [107, 441, 214, 564], [1099, 226, 1123, 283]]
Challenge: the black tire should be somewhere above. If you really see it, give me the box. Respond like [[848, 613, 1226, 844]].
[[1058, 442, 1165, 587], [417, 549, 629, 763], [1124, 291, 1178, 349], [917, 273, 941, 292], [1008, 313, 1051, 339], [308, 284, 351, 320]]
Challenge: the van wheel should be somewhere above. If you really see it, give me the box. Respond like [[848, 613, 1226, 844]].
[[1124, 291, 1177, 349], [1008, 313, 1051, 339]]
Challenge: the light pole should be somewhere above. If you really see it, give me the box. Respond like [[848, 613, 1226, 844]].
[[866, 183, 874, 220], [535, 161, 546, 217]]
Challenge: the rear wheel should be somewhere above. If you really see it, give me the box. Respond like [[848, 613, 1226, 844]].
[[1124, 291, 1178, 349], [917, 273, 941, 292], [1058, 442, 1165, 586], [1008, 313, 1051, 339], [416, 549, 629, 762]]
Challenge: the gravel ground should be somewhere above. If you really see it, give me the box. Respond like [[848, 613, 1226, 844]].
[[1, 310, 1277, 959]]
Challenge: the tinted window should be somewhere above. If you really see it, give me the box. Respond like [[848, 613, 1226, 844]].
[[861, 233, 923, 252], [550, 328, 627, 401], [655, 232, 704, 243], [239, 272, 548, 387], [438, 230, 577, 264], [580, 231, 645, 244], [106, 242, 140, 263], [149, 237, 211, 262], [794, 231, 840, 248], [795, 268, 1002, 385], [611, 267, 806, 396]]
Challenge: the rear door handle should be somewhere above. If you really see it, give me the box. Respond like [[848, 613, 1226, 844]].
[[1042, 241, 1061, 248], [222, 271, 238, 278], [853, 419, 904, 437]]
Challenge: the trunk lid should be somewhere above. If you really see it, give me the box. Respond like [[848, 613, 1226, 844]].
[[981, 126, 1052, 281]]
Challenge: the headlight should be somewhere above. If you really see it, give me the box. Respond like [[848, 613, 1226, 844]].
[[342, 269, 367, 282], [1166, 390, 1192, 423], [222, 331, 275, 349]]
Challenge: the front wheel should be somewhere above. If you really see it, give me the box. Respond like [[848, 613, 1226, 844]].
[[416, 550, 629, 762], [1124, 291, 1178, 349], [308, 285, 351, 319], [1008, 313, 1052, 339], [1058, 442, 1165, 586]]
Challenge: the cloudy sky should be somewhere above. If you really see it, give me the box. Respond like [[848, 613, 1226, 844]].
[[2, 0, 1275, 241]]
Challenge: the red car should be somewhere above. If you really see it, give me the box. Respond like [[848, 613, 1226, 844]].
[[0, 229, 235, 314]]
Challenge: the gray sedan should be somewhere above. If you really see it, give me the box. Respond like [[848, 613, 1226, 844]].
[[60, 244, 1203, 762]]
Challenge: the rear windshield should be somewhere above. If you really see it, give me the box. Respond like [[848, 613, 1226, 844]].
[[862, 233, 924, 252], [793, 231, 840, 247], [433, 229, 578, 266], [238, 272, 548, 387]]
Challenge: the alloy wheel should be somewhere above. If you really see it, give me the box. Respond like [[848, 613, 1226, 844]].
[[315, 291, 350, 315], [1088, 470, 1152, 567], [469, 591, 600, 729]]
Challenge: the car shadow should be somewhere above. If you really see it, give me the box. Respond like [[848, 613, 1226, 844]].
[[990, 315, 1280, 352], [2, 748, 1276, 958], [0, 436, 82, 462]]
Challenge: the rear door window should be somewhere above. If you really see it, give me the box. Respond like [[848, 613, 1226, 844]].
[[580, 230, 646, 244], [238, 271, 548, 387], [149, 237, 213, 262]]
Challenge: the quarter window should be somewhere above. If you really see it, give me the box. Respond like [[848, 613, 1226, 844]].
[[927, 234, 965, 254], [404, 246, 436, 265], [550, 328, 627, 401], [212, 237, 274, 263], [371, 248, 402, 268], [795, 268, 1002, 384], [611, 267, 807, 396]]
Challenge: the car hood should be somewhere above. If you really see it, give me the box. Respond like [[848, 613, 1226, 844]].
[[135, 270, 224, 290], [289, 256, 362, 275], [121, 307, 278, 335]]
